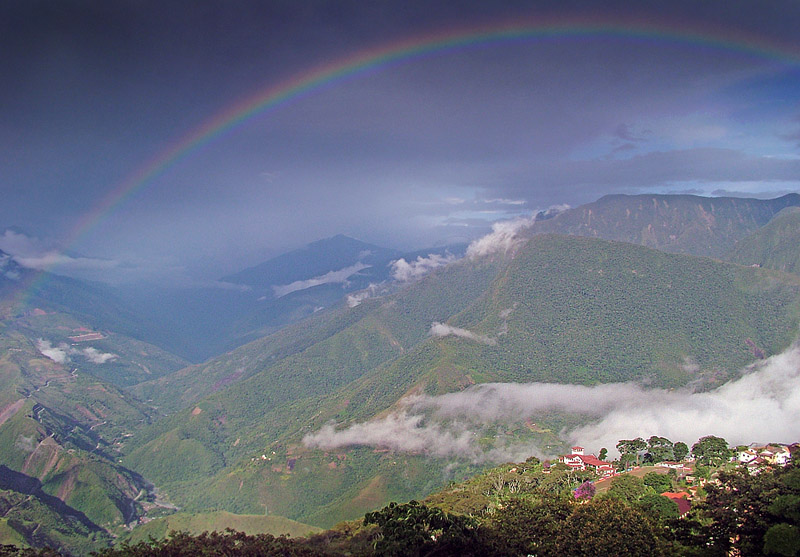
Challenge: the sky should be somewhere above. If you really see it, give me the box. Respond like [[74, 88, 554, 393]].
[[2, 0, 800, 283]]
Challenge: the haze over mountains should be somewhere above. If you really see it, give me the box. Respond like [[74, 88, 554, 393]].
[[2, 192, 800, 552]]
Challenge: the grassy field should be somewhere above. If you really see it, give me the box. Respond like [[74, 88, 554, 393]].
[[124, 510, 322, 543]]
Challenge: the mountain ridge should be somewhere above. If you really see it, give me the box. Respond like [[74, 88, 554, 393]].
[[121, 233, 800, 528], [726, 206, 800, 275], [529, 192, 800, 257]]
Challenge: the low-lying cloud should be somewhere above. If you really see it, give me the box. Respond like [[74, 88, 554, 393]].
[[36, 339, 118, 365], [81, 347, 118, 364], [465, 216, 536, 258], [390, 253, 458, 282], [345, 283, 380, 307], [1, 230, 118, 274], [304, 343, 800, 462], [272, 263, 370, 298], [430, 322, 496, 345]]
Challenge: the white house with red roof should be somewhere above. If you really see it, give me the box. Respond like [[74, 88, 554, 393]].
[[559, 446, 616, 478]]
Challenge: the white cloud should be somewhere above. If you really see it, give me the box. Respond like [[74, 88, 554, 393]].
[[465, 216, 536, 258], [481, 198, 527, 205], [81, 347, 118, 364], [0, 230, 118, 274], [390, 253, 458, 282], [0, 251, 21, 280], [13, 252, 119, 272], [304, 343, 800, 462], [36, 339, 69, 364], [346, 291, 370, 307], [346, 283, 390, 307], [272, 262, 370, 298], [36, 339, 117, 365], [430, 322, 496, 346]]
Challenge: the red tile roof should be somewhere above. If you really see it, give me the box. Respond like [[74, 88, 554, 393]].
[[661, 492, 689, 499]]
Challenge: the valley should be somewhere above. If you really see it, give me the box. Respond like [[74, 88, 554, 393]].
[[2, 193, 800, 554]]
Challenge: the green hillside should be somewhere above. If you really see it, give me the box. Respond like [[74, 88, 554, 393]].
[[0, 328, 168, 544], [530, 193, 800, 257], [130, 255, 501, 413], [9, 310, 188, 388], [727, 206, 800, 275], [123, 510, 321, 544], [0, 484, 111, 555], [120, 235, 800, 528], [0, 260, 192, 364]]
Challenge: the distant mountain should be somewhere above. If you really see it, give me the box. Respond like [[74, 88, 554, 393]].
[[223, 234, 403, 291], [113, 236, 466, 361], [726, 206, 800, 275], [122, 234, 800, 528], [0, 256, 192, 375], [528, 193, 800, 257]]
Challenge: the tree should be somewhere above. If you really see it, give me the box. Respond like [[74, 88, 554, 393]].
[[646, 436, 674, 463], [691, 435, 732, 466], [643, 472, 673, 494], [91, 530, 318, 556], [637, 494, 680, 522], [673, 441, 689, 462], [617, 438, 647, 468], [363, 500, 485, 557], [489, 497, 572, 556], [598, 447, 608, 461], [608, 474, 651, 504], [763, 523, 800, 556], [574, 480, 596, 501], [554, 497, 664, 556], [699, 463, 800, 556]]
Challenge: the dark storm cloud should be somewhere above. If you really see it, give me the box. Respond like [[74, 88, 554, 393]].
[[1, 1, 800, 282]]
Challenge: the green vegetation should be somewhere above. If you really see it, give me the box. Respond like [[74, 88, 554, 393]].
[[123, 511, 320, 543], [0, 486, 111, 555], [530, 192, 800, 257], [58, 453, 799, 556], [692, 435, 733, 466], [0, 328, 159, 542], [727, 206, 800, 276], [120, 235, 800, 529], [4, 195, 800, 552], [11, 311, 187, 388]]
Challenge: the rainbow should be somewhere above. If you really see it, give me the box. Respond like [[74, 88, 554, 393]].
[[8, 16, 800, 312]]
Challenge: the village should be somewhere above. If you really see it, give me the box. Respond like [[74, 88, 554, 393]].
[[551, 441, 796, 515]]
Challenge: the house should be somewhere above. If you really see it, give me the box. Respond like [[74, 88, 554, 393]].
[[772, 446, 792, 465], [661, 492, 692, 517], [559, 446, 616, 478], [657, 461, 691, 472], [737, 449, 759, 464], [738, 444, 792, 471], [747, 457, 771, 475]]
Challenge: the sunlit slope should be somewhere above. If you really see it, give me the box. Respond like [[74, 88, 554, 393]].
[[436, 233, 800, 388], [122, 257, 502, 516], [123, 510, 321, 543], [0, 479, 112, 555], [530, 193, 800, 257], [122, 235, 800, 527], [129, 255, 501, 413], [0, 256, 191, 366], [0, 329, 156, 535], [727, 206, 800, 276]]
